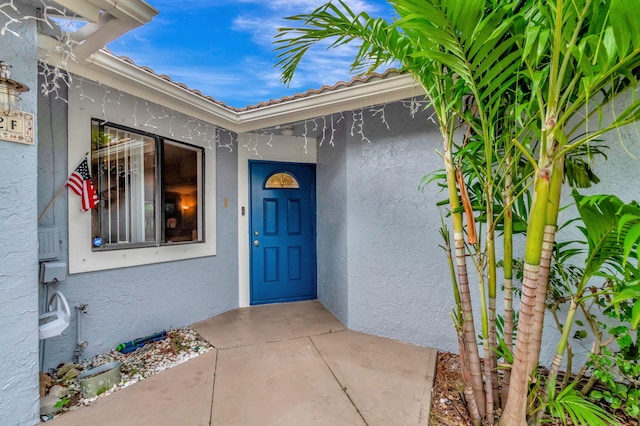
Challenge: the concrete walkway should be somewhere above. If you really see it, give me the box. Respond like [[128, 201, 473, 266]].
[[47, 300, 437, 426]]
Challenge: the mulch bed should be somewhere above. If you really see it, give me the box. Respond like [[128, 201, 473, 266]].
[[429, 351, 639, 425], [430, 352, 471, 425]]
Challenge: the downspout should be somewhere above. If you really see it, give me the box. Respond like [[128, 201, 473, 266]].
[[74, 304, 88, 362]]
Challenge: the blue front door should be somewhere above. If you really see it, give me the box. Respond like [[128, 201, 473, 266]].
[[250, 161, 317, 305]]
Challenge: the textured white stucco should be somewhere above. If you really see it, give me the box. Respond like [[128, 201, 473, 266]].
[[0, 2, 40, 424], [316, 103, 460, 352], [317, 97, 640, 360], [316, 117, 350, 324]]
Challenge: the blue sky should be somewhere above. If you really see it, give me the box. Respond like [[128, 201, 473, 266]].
[[107, 0, 394, 108]]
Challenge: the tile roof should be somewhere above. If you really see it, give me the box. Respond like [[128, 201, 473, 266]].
[[236, 72, 401, 111], [107, 48, 402, 113]]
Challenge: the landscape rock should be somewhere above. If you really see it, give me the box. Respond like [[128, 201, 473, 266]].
[[57, 363, 80, 378], [62, 368, 81, 382], [40, 395, 62, 416], [45, 327, 212, 421], [48, 385, 68, 398], [40, 372, 53, 397]]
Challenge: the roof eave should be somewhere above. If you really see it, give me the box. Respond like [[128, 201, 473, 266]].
[[42, 0, 158, 62], [234, 74, 424, 133], [52, 0, 158, 24], [38, 46, 240, 127], [38, 48, 425, 133]]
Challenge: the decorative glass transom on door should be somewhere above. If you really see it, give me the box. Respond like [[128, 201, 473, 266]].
[[264, 172, 300, 189]]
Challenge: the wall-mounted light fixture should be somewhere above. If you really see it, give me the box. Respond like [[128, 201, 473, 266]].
[[0, 60, 29, 116]]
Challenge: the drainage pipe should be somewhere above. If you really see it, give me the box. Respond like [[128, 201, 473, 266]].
[[39, 283, 51, 371], [74, 304, 88, 362]]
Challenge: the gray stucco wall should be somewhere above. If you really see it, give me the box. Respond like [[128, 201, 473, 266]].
[[345, 103, 458, 351], [316, 96, 640, 361], [0, 2, 40, 424], [37, 79, 239, 369], [316, 118, 349, 324], [317, 102, 459, 352]]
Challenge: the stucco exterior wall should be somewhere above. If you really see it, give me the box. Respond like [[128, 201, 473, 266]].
[[37, 78, 239, 369], [316, 102, 459, 352], [0, 1, 40, 424], [345, 103, 459, 351], [316, 118, 350, 324], [316, 96, 640, 362]]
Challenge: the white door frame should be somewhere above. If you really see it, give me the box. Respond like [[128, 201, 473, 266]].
[[236, 133, 317, 307]]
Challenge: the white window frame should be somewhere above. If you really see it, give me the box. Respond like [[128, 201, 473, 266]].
[[68, 84, 216, 274]]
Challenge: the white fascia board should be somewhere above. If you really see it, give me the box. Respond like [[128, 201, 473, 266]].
[[87, 51, 238, 124], [38, 45, 239, 130], [234, 74, 425, 133], [90, 0, 158, 24], [51, 0, 157, 25], [70, 15, 132, 61], [39, 44, 425, 134], [48, 0, 157, 62], [50, 0, 102, 22]]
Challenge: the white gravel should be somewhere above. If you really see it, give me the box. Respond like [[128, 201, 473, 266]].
[[43, 327, 212, 420]]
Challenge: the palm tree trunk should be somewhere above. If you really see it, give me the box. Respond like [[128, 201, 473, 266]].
[[501, 154, 514, 407], [537, 297, 578, 423], [457, 165, 493, 420], [459, 332, 483, 426], [488, 296, 499, 414], [527, 158, 563, 373], [443, 129, 487, 418], [486, 183, 498, 422], [441, 223, 462, 316], [500, 164, 553, 425]]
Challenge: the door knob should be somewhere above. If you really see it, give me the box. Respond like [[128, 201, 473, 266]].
[[253, 240, 260, 247]]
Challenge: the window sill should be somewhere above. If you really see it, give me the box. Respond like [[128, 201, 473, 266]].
[[70, 230, 215, 274]]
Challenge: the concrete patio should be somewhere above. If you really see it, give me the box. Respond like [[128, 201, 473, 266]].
[[47, 300, 437, 425]]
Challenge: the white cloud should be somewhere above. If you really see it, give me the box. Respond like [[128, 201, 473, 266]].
[[238, 42, 370, 98], [232, 15, 280, 46], [230, 0, 389, 62], [199, 8, 387, 105]]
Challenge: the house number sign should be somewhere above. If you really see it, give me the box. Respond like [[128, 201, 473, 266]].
[[0, 110, 34, 145]]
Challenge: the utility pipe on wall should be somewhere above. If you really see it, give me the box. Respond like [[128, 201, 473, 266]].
[[74, 304, 88, 362]]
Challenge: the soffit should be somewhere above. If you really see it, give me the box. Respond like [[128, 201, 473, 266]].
[[38, 0, 158, 62]]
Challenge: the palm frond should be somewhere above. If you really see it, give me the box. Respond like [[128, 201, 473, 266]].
[[541, 375, 621, 425], [275, 1, 411, 85]]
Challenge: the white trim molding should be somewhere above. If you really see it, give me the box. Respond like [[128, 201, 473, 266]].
[[38, 49, 425, 134], [236, 134, 317, 307], [67, 78, 217, 274]]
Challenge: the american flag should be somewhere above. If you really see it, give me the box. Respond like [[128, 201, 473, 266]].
[[67, 157, 99, 211]]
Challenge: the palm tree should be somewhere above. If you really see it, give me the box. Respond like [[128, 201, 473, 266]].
[[275, 0, 640, 423], [501, 1, 640, 422]]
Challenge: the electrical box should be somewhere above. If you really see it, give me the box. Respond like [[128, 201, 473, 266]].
[[38, 227, 59, 261], [40, 262, 67, 283]]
